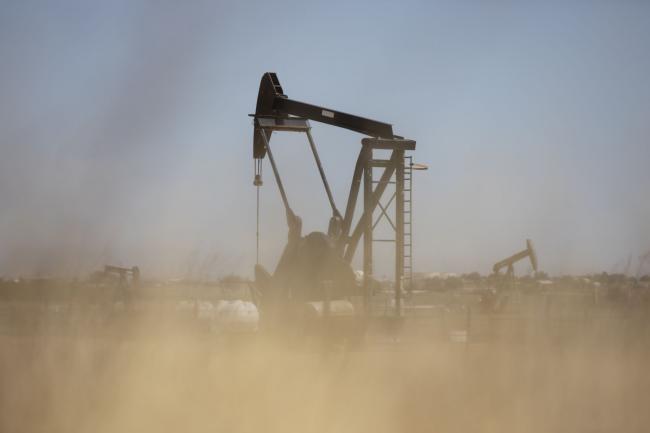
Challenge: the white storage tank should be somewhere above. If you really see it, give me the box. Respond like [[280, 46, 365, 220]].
[[214, 300, 259, 333]]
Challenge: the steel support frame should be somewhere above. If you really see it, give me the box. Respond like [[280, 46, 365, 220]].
[[256, 114, 411, 317], [342, 142, 406, 317], [362, 146, 373, 315]]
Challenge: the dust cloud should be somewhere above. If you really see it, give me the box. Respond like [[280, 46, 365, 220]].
[[1, 308, 649, 433]]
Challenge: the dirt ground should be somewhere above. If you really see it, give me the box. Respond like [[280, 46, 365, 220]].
[[1, 318, 649, 433]]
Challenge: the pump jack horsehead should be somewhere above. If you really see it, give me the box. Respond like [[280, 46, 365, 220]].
[[249, 72, 417, 333]]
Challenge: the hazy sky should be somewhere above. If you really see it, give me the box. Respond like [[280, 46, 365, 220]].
[[1, 1, 649, 278]]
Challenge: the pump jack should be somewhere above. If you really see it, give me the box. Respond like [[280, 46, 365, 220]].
[[103, 265, 140, 304], [637, 251, 650, 279], [492, 239, 538, 278], [250, 73, 417, 334]]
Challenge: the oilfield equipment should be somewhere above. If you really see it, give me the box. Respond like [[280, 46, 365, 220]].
[[104, 265, 141, 287], [492, 239, 538, 278], [637, 251, 650, 279], [249, 72, 421, 330], [102, 264, 140, 304]]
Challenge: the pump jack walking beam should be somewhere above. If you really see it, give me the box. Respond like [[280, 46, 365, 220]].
[[253, 73, 395, 159]]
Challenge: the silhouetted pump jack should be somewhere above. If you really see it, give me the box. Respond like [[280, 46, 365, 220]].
[[492, 239, 538, 278], [250, 72, 417, 331], [104, 265, 140, 304]]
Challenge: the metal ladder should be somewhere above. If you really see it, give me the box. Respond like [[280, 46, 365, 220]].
[[403, 155, 413, 292]]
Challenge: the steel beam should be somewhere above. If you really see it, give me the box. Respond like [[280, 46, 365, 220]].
[[343, 150, 398, 263], [257, 128, 294, 223], [363, 148, 373, 314], [339, 148, 367, 250]]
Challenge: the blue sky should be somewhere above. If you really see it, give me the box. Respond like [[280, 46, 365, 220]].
[[1, 1, 649, 278]]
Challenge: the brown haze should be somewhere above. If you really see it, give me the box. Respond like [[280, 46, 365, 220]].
[[1, 311, 649, 433]]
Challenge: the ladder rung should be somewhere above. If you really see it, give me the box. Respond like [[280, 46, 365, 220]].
[[373, 239, 395, 242]]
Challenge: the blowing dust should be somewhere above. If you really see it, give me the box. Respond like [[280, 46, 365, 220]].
[[1, 312, 648, 433]]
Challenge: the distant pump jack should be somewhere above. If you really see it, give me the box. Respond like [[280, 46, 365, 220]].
[[492, 239, 538, 278]]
